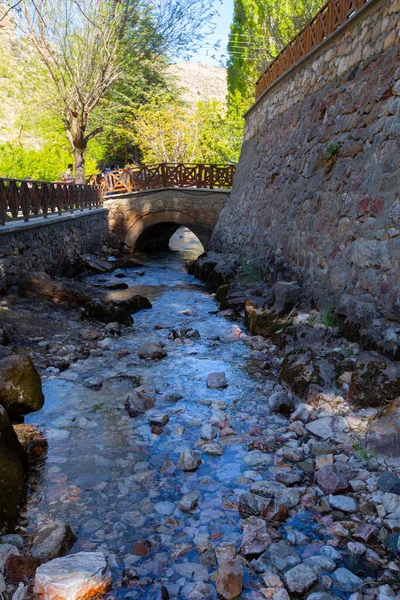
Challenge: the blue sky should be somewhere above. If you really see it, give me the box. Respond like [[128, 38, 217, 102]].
[[190, 0, 235, 66]]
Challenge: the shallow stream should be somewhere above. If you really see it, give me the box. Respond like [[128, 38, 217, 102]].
[[24, 229, 312, 599]]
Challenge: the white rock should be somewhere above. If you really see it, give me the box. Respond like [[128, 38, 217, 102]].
[[306, 416, 348, 439], [200, 423, 216, 440], [328, 495, 357, 513], [34, 551, 111, 600], [332, 567, 363, 592], [12, 583, 26, 600]]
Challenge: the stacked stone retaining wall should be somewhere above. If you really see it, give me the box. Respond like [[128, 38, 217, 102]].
[[0, 209, 108, 290], [211, 0, 400, 336]]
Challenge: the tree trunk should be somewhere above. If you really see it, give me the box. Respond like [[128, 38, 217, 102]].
[[74, 149, 86, 184]]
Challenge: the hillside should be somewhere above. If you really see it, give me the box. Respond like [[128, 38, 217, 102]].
[[167, 62, 228, 105]]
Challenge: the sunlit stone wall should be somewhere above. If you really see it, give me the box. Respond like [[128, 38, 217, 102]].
[[211, 0, 400, 339]]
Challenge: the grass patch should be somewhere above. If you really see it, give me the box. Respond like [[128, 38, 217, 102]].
[[238, 259, 263, 283]]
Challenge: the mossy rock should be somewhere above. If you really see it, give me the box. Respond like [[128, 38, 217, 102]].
[[280, 349, 322, 398], [0, 354, 44, 418], [245, 300, 286, 337], [0, 406, 28, 533]]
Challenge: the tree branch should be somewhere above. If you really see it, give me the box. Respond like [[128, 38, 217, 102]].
[[84, 126, 103, 143]]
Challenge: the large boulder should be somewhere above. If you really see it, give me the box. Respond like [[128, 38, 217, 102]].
[[187, 252, 238, 291], [245, 300, 285, 338], [349, 352, 400, 407], [83, 299, 133, 326], [364, 398, 400, 457], [0, 406, 28, 533], [124, 387, 156, 417], [19, 273, 89, 308], [102, 291, 152, 314], [80, 254, 114, 274], [34, 551, 111, 600], [280, 349, 322, 397], [0, 354, 44, 417], [273, 281, 302, 313]]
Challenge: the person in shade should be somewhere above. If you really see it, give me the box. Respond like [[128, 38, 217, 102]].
[[62, 164, 74, 183]]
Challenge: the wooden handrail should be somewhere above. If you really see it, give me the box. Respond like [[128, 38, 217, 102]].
[[101, 163, 236, 196], [0, 178, 103, 225], [255, 0, 369, 100]]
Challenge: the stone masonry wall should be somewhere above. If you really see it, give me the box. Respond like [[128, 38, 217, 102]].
[[0, 209, 108, 291], [211, 0, 400, 348]]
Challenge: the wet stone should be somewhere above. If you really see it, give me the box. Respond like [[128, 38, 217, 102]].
[[34, 551, 111, 600], [202, 442, 224, 456], [243, 450, 273, 468], [238, 492, 271, 519], [216, 557, 243, 600], [138, 342, 167, 360], [179, 491, 200, 512], [240, 516, 271, 556], [30, 519, 76, 564], [147, 412, 169, 427], [206, 372, 227, 389], [256, 541, 301, 573], [124, 386, 156, 418], [179, 449, 202, 471], [4, 555, 37, 584], [130, 540, 152, 556], [200, 423, 216, 440]]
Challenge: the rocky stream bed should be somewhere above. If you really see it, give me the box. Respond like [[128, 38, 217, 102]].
[[0, 229, 399, 600]]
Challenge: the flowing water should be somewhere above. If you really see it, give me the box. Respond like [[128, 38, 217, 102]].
[[24, 228, 310, 599]]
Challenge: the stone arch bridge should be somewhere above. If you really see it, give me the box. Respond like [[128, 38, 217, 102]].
[[102, 164, 234, 251], [105, 187, 230, 251]]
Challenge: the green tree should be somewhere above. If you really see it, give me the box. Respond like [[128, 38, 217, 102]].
[[228, 0, 325, 101], [5, 0, 217, 182], [133, 92, 247, 164]]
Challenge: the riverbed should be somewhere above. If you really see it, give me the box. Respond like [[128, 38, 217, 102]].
[[24, 228, 283, 598], [21, 228, 391, 599]]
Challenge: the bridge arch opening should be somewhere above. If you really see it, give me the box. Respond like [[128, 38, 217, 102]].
[[134, 223, 204, 254], [124, 209, 211, 251]]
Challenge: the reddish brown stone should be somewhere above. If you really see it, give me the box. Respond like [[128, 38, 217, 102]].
[[130, 539, 152, 556], [150, 425, 164, 435], [357, 197, 370, 215], [353, 523, 378, 542], [249, 426, 262, 436], [316, 465, 349, 495], [371, 197, 385, 216], [5, 555, 37, 584]]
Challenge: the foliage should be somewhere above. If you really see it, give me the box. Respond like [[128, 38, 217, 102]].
[[237, 258, 263, 282], [227, 0, 325, 102], [133, 91, 247, 164], [7, 0, 217, 181], [324, 142, 340, 159], [321, 306, 337, 328]]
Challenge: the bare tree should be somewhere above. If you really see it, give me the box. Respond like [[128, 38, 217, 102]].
[[6, 0, 217, 182]]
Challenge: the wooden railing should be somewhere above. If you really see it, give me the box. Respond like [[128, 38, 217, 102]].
[[0, 178, 103, 225], [100, 163, 236, 195], [255, 0, 369, 100]]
